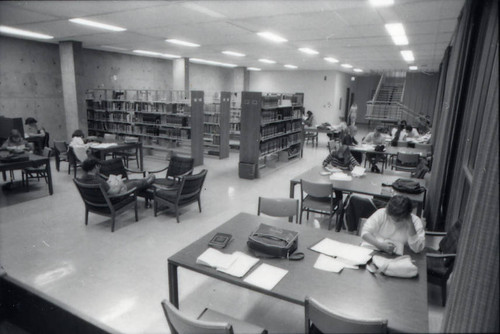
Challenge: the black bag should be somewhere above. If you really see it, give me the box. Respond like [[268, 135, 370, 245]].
[[374, 144, 385, 152], [391, 178, 425, 194], [247, 223, 303, 260]]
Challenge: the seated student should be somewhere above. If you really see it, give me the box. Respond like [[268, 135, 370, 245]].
[[391, 120, 407, 137], [322, 141, 360, 171], [1, 129, 29, 150], [303, 110, 314, 127], [361, 195, 425, 254], [391, 123, 407, 146], [25, 117, 45, 138], [405, 125, 420, 139], [344, 195, 388, 232], [78, 158, 155, 194], [342, 125, 362, 164], [362, 126, 386, 173], [69, 129, 91, 163]]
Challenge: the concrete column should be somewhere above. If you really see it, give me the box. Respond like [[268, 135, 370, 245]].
[[173, 58, 189, 97], [232, 67, 249, 92], [59, 41, 85, 139]]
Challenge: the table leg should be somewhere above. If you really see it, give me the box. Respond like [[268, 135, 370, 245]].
[[46, 159, 53, 195], [168, 262, 179, 308], [138, 143, 144, 171], [289, 180, 298, 222]]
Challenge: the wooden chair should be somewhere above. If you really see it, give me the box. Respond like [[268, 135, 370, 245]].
[[257, 197, 299, 223], [426, 220, 462, 306], [113, 136, 139, 168], [300, 179, 342, 230], [305, 297, 387, 334], [391, 152, 420, 172], [53, 140, 68, 172], [73, 178, 138, 232], [161, 299, 267, 334], [22, 147, 52, 190], [154, 169, 207, 222], [67, 146, 82, 178], [149, 155, 195, 188], [304, 130, 318, 147]]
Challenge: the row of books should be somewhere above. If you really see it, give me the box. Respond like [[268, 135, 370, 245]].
[[259, 134, 299, 155], [204, 124, 220, 135], [204, 103, 221, 113], [86, 89, 188, 103], [204, 113, 221, 123], [88, 100, 188, 113], [261, 109, 300, 123], [261, 121, 301, 138]]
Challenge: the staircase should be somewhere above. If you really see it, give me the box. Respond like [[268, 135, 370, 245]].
[[366, 72, 419, 125]]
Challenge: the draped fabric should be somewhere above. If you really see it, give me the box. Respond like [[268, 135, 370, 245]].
[[425, 1, 474, 231], [440, 0, 499, 332]]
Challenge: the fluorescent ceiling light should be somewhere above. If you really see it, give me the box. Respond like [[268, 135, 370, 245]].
[[257, 32, 287, 43], [353, 68, 363, 73], [284, 64, 298, 69], [189, 58, 237, 68], [298, 48, 319, 55], [69, 18, 126, 32], [166, 39, 200, 47], [0, 25, 53, 39], [222, 51, 245, 57], [369, 0, 394, 7], [385, 23, 408, 45], [259, 58, 276, 64], [409, 65, 418, 70], [247, 67, 261, 71], [341, 64, 353, 68], [401, 50, 415, 62], [133, 50, 180, 58], [324, 57, 339, 63]]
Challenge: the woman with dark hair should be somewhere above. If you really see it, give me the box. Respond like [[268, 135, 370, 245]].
[[360, 195, 425, 254], [391, 123, 407, 146]]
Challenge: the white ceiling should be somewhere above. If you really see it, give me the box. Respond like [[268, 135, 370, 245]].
[[0, 0, 465, 73]]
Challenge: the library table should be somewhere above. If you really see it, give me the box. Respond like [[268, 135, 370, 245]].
[[289, 166, 426, 218], [167, 212, 428, 333], [350, 145, 429, 172], [89, 142, 143, 170], [0, 153, 53, 195]]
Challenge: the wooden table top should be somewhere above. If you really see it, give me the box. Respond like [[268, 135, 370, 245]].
[[168, 212, 428, 333]]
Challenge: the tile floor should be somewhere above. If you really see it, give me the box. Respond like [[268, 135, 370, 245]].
[[0, 131, 445, 333]]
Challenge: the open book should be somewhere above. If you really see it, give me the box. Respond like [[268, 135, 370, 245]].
[[196, 248, 259, 278]]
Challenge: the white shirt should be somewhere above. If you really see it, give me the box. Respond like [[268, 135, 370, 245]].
[[69, 137, 89, 162], [361, 208, 425, 253]]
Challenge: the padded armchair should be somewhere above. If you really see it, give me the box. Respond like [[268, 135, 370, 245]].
[[161, 299, 267, 334], [67, 146, 82, 177], [300, 179, 342, 230], [154, 169, 208, 222], [305, 297, 387, 334], [53, 140, 68, 172], [149, 155, 195, 188], [391, 152, 420, 172], [426, 220, 462, 306], [22, 147, 52, 190], [73, 178, 138, 232], [257, 197, 299, 223]]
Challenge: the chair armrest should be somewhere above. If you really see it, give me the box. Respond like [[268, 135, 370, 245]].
[[425, 231, 447, 237], [152, 183, 179, 192], [146, 166, 169, 175], [124, 167, 146, 177], [107, 187, 137, 199], [426, 253, 456, 258]]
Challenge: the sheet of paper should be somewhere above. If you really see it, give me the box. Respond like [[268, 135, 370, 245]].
[[351, 166, 366, 177], [313, 254, 345, 273], [243, 263, 288, 290], [217, 251, 259, 278], [196, 248, 237, 270], [330, 173, 352, 181], [310, 238, 373, 265], [89, 143, 118, 149]]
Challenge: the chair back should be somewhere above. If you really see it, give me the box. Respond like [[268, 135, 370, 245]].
[[396, 152, 420, 167], [73, 178, 112, 211], [301, 179, 333, 199], [161, 300, 233, 334], [167, 156, 195, 179], [305, 297, 387, 334], [67, 147, 79, 164], [258, 197, 299, 223], [53, 140, 68, 154], [99, 158, 128, 179], [178, 169, 208, 205], [42, 147, 52, 158]]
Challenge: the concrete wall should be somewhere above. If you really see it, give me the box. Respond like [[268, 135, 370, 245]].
[[0, 36, 65, 143], [248, 70, 354, 126], [189, 63, 234, 94], [353, 75, 382, 124]]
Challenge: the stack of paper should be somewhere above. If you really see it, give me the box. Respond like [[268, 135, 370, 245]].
[[243, 263, 288, 290], [196, 248, 259, 278], [310, 238, 373, 265], [330, 173, 352, 181], [351, 166, 366, 177]]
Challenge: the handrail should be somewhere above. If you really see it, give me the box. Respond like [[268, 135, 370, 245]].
[[371, 73, 385, 103]]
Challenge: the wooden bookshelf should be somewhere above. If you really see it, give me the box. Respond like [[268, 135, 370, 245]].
[[229, 92, 241, 150], [203, 91, 230, 159], [239, 91, 304, 179], [86, 89, 204, 166]]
